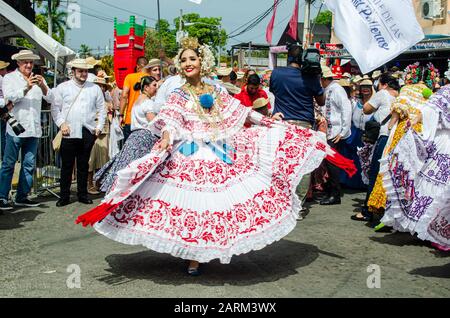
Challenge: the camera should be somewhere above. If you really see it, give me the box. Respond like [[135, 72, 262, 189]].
[[0, 104, 26, 135], [286, 41, 322, 75]]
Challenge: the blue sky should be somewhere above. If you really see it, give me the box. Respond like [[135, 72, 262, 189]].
[[63, 0, 323, 55]]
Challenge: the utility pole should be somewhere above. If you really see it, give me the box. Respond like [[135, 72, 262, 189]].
[[157, 0, 164, 77], [302, 0, 312, 48]]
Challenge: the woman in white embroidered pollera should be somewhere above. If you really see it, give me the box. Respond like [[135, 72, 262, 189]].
[[76, 38, 356, 275], [380, 84, 450, 251]]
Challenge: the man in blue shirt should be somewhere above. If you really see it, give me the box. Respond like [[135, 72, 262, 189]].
[[270, 43, 325, 218]]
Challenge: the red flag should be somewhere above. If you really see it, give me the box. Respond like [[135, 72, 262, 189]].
[[265, 0, 279, 45], [286, 0, 299, 41]]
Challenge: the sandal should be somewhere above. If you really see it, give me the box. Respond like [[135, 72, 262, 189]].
[[187, 266, 201, 276], [350, 213, 370, 221]]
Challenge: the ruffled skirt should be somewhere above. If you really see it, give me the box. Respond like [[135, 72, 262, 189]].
[[89, 124, 334, 264], [381, 129, 450, 242]]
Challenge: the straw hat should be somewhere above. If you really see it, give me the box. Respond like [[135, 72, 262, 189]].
[[85, 56, 101, 66], [68, 58, 94, 70], [252, 97, 270, 110], [352, 75, 363, 83], [342, 72, 351, 78], [222, 82, 241, 95], [93, 76, 108, 85], [372, 70, 382, 79], [321, 65, 336, 78], [338, 78, 351, 87], [0, 61, 10, 69], [216, 67, 232, 77], [12, 50, 40, 61], [360, 79, 373, 86], [236, 71, 245, 80], [145, 58, 166, 69]]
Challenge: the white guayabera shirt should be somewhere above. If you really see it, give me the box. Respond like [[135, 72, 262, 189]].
[[2, 69, 53, 138], [322, 81, 352, 141], [51, 80, 106, 139]]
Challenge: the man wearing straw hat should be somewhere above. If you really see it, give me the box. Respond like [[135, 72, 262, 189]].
[[319, 65, 352, 205], [51, 58, 106, 207], [0, 60, 10, 161], [0, 50, 52, 211]]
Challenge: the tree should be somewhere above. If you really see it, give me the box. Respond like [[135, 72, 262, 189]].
[[79, 44, 92, 58], [145, 19, 178, 59], [174, 13, 227, 55], [314, 10, 332, 27], [41, 1, 69, 44]]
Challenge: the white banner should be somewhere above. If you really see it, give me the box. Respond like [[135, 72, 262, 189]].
[[325, 0, 424, 74], [189, 0, 203, 4]]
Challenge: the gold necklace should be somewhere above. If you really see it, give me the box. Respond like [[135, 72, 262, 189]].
[[185, 84, 224, 142]]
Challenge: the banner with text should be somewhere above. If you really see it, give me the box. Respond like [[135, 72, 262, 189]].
[[325, 0, 424, 74]]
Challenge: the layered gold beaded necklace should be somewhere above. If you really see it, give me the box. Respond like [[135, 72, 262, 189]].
[[184, 82, 224, 142]]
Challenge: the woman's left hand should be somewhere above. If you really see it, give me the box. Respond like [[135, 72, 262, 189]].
[[271, 112, 284, 121]]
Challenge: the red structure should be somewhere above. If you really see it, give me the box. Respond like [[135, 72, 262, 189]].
[[113, 16, 146, 89]]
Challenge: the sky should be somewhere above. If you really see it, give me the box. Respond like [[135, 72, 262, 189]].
[[62, 0, 323, 55]]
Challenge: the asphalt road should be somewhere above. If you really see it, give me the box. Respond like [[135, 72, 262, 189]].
[[0, 190, 449, 298]]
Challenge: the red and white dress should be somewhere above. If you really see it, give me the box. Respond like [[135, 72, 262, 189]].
[[77, 85, 355, 264]]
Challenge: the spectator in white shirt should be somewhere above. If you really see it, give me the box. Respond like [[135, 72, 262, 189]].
[[0, 50, 52, 211], [319, 66, 352, 205], [51, 59, 106, 207], [0, 60, 9, 161], [351, 73, 400, 222]]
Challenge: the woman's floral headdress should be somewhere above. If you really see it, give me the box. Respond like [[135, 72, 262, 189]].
[[174, 37, 216, 77]]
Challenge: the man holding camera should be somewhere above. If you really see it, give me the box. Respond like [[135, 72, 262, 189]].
[[0, 50, 52, 211], [269, 43, 325, 215], [51, 59, 106, 207]]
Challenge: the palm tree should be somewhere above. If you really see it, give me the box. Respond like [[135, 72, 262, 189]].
[[79, 44, 92, 58], [42, 1, 68, 44]]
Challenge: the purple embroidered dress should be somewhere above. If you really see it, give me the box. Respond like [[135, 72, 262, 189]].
[[380, 85, 450, 248]]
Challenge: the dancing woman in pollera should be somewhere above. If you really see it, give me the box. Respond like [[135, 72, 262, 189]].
[[76, 37, 356, 275]]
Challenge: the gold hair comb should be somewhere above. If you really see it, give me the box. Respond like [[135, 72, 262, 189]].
[[180, 37, 200, 50]]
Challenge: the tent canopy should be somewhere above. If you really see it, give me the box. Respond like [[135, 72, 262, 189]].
[[0, 0, 75, 71]]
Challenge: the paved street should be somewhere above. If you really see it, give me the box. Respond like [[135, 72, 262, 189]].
[[0, 190, 449, 298]]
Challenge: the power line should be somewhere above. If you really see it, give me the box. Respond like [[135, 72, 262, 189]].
[[228, 0, 285, 38], [93, 0, 158, 22]]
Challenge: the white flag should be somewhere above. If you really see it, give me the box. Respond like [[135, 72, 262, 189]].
[[325, 0, 424, 74], [189, 0, 202, 4]]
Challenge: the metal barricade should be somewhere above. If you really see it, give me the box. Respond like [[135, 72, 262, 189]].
[[33, 110, 61, 198]]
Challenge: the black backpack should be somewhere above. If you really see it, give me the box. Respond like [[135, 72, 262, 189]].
[[362, 114, 392, 144], [301, 48, 322, 75]]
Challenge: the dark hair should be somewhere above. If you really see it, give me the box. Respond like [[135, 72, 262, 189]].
[[229, 71, 237, 81], [247, 74, 261, 86], [136, 56, 149, 67], [379, 72, 400, 91], [134, 76, 157, 92], [287, 42, 303, 66]]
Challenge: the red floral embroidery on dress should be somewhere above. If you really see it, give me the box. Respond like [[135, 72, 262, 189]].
[[107, 124, 327, 247], [150, 128, 261, 188]]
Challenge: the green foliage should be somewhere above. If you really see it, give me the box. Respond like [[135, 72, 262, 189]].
[[314, 10, 332, 27], [145, 13, 228, 60], [79, 44, 92, 58], [175, 13, 227, 55]]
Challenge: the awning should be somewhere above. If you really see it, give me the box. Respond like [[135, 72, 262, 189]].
[[0, 0, 75, 83]]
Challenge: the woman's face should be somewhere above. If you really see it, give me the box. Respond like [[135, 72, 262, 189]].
[[360, 85, 372, 95], [144, 81, 158, 97], [180, 49, 201, 79]]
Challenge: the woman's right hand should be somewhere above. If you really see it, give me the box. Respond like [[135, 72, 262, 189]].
[[61, 123, 70, 136], [157, 137, 171, 151]]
